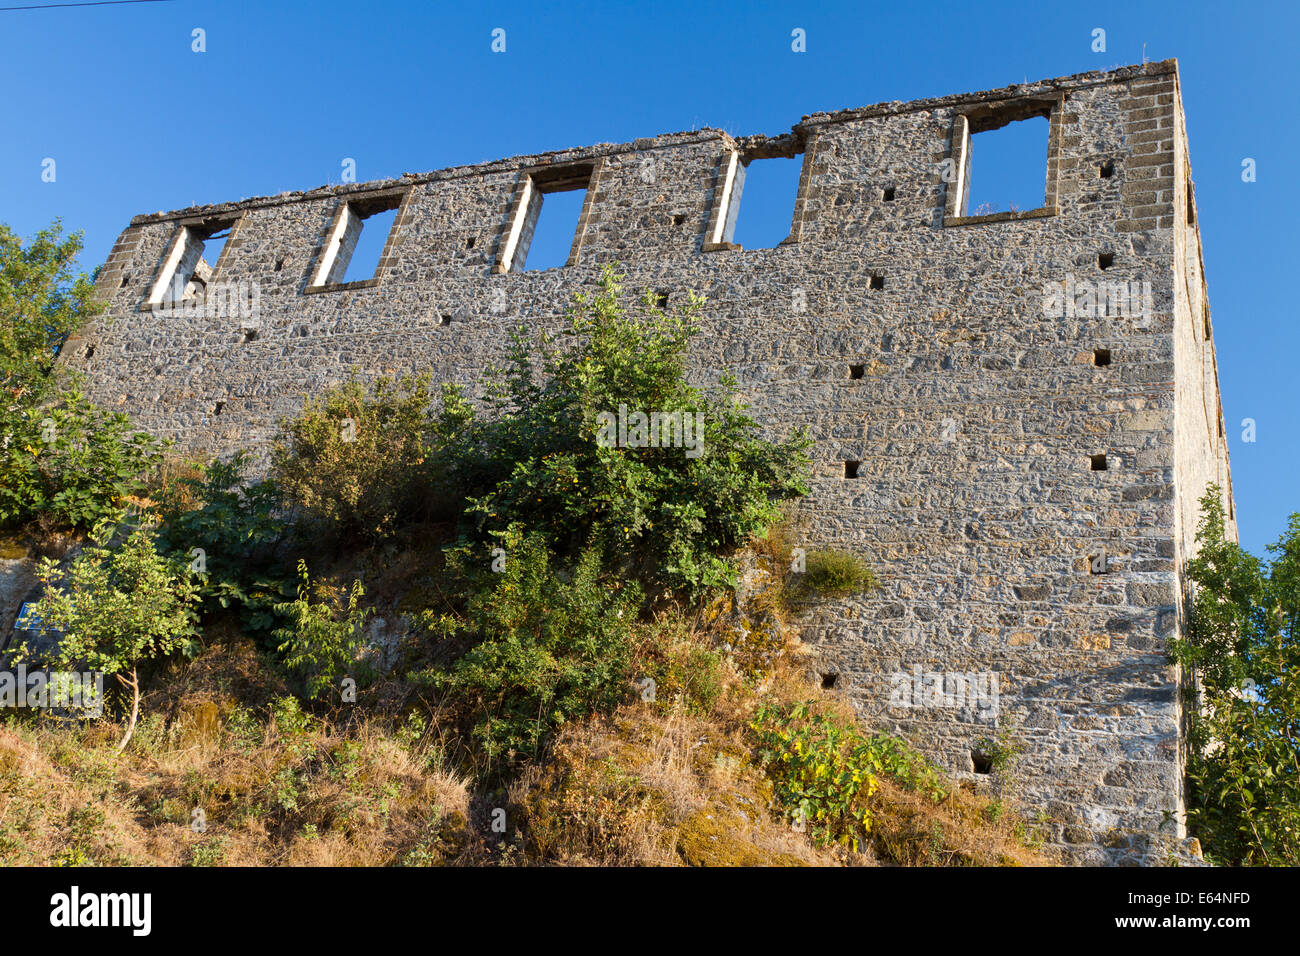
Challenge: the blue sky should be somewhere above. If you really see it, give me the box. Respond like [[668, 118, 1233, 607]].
[[0, 0, 1294, 556]]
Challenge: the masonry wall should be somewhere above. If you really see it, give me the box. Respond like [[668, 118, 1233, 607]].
[[65, 60, 1232, 864]]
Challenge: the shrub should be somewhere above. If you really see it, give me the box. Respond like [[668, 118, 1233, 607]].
[[867, 733, 949, 802], [154, 452, 291, 637], [270, 373, 439, 544], [749, 700, 945, 853], [798, 549, 878, 599], [270, 694, 313, 737], [272, 560, 372, 702], [416, 527, 642, 771], [973, 722, 1026, 800], [440, 267, 812, 598], [0, 389, 164, 531], [750, 700, 880, 852], [13, 524, 201, 751]]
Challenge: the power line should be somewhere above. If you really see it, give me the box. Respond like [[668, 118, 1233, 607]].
[[0, 0, 171, 11]]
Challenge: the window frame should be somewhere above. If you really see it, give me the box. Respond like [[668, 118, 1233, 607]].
[[305, 187, 410, 293], [702, 135, 817, 252], [942, 95, 1063, 227], [491, 160, 602, 274], [144, 213, 242, 310]]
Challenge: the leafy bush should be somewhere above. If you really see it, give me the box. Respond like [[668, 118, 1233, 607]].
[[270, 693, 314, 737], [749, 700, 945, 853], [0, 389, 164, 531], [867, 733, 949, 802], [1170, 486, 1300, 865], [154, 452, 291, 636], [13, 524, 201, 751], [265, 268, 810, 599], [270, 373, 441, 544], [272, 560, 372, 702], [416, 527, 642, 771], [441, 268, 812, 597], [750, 700, 880, 851]]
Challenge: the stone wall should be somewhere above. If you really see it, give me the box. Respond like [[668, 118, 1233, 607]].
[[0, 556, 36, 651], [63, 59, 1235, 864]]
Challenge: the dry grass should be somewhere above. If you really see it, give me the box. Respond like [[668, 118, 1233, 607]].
[[0, 536, 1059, 868], [508, 632, 1054, 867], [0, 640, 473, 867], [0, 644, 1052, 867], [510, 703, 844, 866], [868, 778, 1056, 866]]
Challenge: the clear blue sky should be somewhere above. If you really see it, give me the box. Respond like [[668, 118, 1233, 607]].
[[1, 0, 1294, 556]]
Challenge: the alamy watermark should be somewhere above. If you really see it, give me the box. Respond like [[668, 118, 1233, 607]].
[[50, 886, 151, 936], [0, 665, 103, 718], [1041, 274, 1152, 319], [889, 666, 999, 716], [153, 276, 261, 322], [595, 404, 705, 458]]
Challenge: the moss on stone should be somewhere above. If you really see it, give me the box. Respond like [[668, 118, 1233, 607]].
[[675, 807, 808, 866], [0, 534, 29, 560]]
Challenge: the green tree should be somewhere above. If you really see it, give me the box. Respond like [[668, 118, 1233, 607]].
[[446, 267, 812, 596], [0, 221, 162, 532], [0, 219, 101, 414], [1172, 486, 1300, 865], [14, 525, 201, 751]]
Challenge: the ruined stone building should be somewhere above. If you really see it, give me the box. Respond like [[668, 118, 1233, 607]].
[[63, 60, 1233, 864]]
